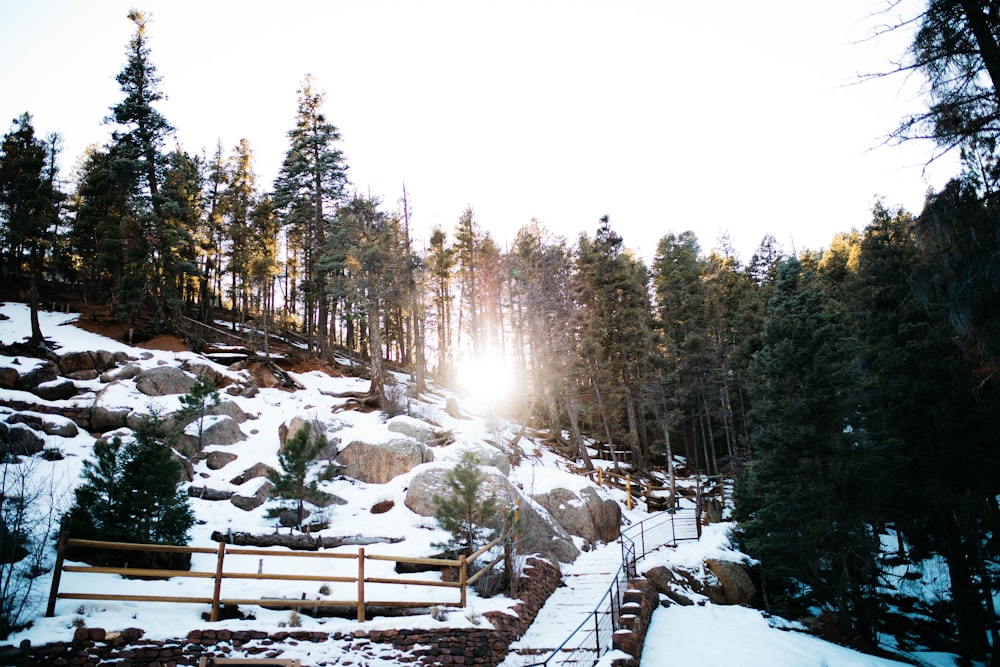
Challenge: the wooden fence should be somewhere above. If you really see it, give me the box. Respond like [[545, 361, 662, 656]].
[[47, 535, 509, 623], [588, 468, 726, 515]]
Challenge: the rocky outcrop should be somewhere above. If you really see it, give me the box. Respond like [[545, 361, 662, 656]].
[[386, 415, 435, 442], [278, 415, 340, 459], [135, 366, 196, 396], [231, 479, 273, 511], [58, 350, 121, 376], [533, 486, 621, 545], [644, 558, 758, 607], [338, 438, 433, 484], [6, 411, 78, 437], [404, 465, 580, 563], [229, 462, 278, 486], [1, 422, 45, 456], [205, 450, 238, 470]]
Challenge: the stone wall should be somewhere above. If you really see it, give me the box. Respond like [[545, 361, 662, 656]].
[[611, 578, 659, 666], [13, 557, 562, 667]]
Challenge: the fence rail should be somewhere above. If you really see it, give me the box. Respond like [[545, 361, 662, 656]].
[[521, 507, 699, 667], [47, 534, 510, 622]]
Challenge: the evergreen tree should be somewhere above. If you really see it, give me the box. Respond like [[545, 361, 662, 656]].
[[736, 258, 880, 646], [64, 415, 193, 551], [427, 226, 456, 383], [432, 451, 501, 556], [0, 113, 62, 347], [106, 9, 174, 325], [174, 375, 220, 453], [272, 75, 349, 355], [266, 424, 332, 531]]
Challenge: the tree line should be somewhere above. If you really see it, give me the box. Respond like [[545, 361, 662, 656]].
[[3, 4, 1000, 661]]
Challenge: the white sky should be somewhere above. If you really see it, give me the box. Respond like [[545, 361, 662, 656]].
[[0, 0, 959, 261]]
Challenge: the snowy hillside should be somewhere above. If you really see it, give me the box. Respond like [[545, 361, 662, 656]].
[[0, 303, 958, 666]]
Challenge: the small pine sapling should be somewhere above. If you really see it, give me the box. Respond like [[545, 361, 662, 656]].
[[432, 451, 501, 557], [266, 423, 334, 531]]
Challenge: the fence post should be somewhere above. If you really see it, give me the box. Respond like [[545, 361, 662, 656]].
[[646, 479, 653, 512], [460, 555, 468, 607], [211, 541, 226, 622], [357, 548, 366, 622], [626, 474, 632, 510], [598, 467, 603, 488], [45, 527, 69, 617]]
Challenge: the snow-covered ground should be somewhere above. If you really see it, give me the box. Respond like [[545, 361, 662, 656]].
[[0, 303, 963, 666]]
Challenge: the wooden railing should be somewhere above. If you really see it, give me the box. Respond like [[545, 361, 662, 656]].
[[47, 534, 510, 623]]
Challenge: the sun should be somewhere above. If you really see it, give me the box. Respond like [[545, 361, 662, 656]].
[[455, 352, 517, 408]]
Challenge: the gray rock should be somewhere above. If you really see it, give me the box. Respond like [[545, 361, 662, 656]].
[[386, 415, 435, 442], [66, 370, 99, 381], [4, 424, 45, 456], [90, 405, 130, 432], [209, 400, 248, 424], [188, 485, 234, 501], [231, 480, 273, 511], [405, 465, 580, 563], [181, 360, 231, 388], [533, 486, 621, 545], [32, 379, 79, 401], [135, 366, 196, 396], [100, 363, 141, 383], [205, 450, 239, 470], [59, 350, 116, 375], [705, 558, 757, 607], [6, 412, 78, 438], [230, 462, 278, 486], [198, 416, 245, 446], [0, 366, 18, 388], [14, 361, 58, 392], [337, 438, 433, 484]]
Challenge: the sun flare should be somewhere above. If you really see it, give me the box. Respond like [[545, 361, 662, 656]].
[[455, 353, 516, 406]]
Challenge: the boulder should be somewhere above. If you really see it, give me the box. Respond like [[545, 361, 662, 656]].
[[205, 450, 239, 470], [209, 399, 249, 424], [0, 366, 18, 388], [230, 462, 278, 486], [65, 370, 99, 381], [196, 416, 245, 447], [32, 379, 79, 401], [100, 363, 142, 383], [3, 423, 45, 456], [188, 485, 234, 501], [386, 415, 435, 443], [180, 360, 231, 389], [14, 360, 58, 392], [277, 416, 340, 459], [6, 412, 78, 438], [91, 383, 135, 432], [405, 465, 580, 563], [704, 558, 757, 607], [644, 565, 699, 606], [59, 350, 117, 376], [337, 438, 433, 484], [460, 444, 510, 476], [231, 480, 273, 511], [135, 366, 195, 396], [533, 486, 621, 545]]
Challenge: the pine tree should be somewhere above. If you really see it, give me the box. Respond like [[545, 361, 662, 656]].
[[266, 424, 332, 531], [63, 415, 194, 566], [736, 258, 880, 646], [174, 375, 220, 453], [272, 75, 349, 356], [0, 113, 63, 347], [432, 451, 501, 556]]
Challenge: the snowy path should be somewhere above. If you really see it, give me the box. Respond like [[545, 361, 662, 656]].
[[500, 510, 702, 667], [499, 542, 627, 666]]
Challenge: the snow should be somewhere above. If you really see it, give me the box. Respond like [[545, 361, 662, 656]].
[[0, 303, 961, 666]]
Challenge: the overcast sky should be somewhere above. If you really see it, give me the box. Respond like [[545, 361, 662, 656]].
[[0, 0, 959, 261]]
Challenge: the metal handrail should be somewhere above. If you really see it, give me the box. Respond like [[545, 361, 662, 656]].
[[519, 507, 699, 667]]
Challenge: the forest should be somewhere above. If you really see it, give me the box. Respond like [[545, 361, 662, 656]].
[[2, 3, 1000, 664]]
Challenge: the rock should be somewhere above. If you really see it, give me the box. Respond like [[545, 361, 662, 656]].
[[6, 412, 78, 438], [534, 486, 622, 545], [59, 350, 116, 376], [337, 438, 433, 484], [14, 360, 58, 392], [230, 462, 278, 486], [188, 486, 234, 501], [197, 416, 245, 446], [173, 450, 195, 482], [386, 415, 435, 442], [277, 416, 340, 459], [644, 565, 698, 606], [231, 480, 273, 511], [135, 366, 196, 396], [704, 558, 757, 607], [278, 508, 311, 527], [180, 360, 231, 388], [405, 465, 580, 563], [209, 399, 248, 424], [461, 444, 510, 476], [32, 379, 79, 401], [100, 363, 141, 383], [0, 367, 18, 388], [90, 405, 131, 432], [205, 450, 238, 470], [66, 369, 99, 381], [444, 396, 463, 419], [4, 424, 45, 456]]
